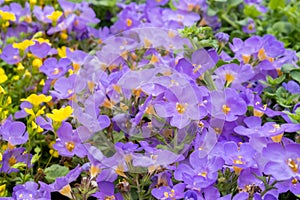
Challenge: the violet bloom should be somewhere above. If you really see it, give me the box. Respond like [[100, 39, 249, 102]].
[[33, 5, 54, 23], [276, 177, 300, 196], [53, 122, 87, 157], [39, 57, 71, 79], [175, 49, 217, 80], [234, 116, 300, 138], [14, 101, 32, 119], [214, 63, 255, 89], [209, 88, 247, 122], [242, 18, 256, 34], [223, 142, 257, 174], [151, 183, 186, 200], [50, 74, 76, 99], [0, 147, 32, 174], [162, 9, 200, 28], [263, 143, 300, 180], [283, 81, 300, 94], [35, 116, 53, 132], [150, 171, 173, 189], [0, 119, 28, 145], [29, 42, 51, 58], [40, 165, 82, 198], [93, 181, 123, 200], [0, 44, 21, 64], [154, 85, 207, 129], [215, 32, 230, 44], [174, 151, 224, 190], [12, 181, 51, 200]]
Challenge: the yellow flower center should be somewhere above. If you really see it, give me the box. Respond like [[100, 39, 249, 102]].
[[222, 105, 231, 114], [287, 158, 298, 173], [225, 73, 235, 84], [242, 54, 251, 64], [176, 103, 186, 114], [65, 142, 75, 152], [126, 18, 132, 27], [8, 156, 17, 166], [105, 196, 116, 200]]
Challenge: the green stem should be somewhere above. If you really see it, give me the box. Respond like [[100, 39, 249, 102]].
[[221, 14, 239, 29]]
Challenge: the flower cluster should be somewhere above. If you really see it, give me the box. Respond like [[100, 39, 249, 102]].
[[0, 0, 300, 200]]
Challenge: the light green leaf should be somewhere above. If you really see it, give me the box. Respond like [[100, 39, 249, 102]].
[[44, 164, 69, 183]]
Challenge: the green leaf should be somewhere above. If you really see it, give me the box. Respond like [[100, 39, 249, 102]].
[[244, 5, 261, 18], [290, 69, 300, 84], [269, 0, 285, 10], [44, 164, 69, 183], [11, 162, 27, 169], [282, 64, 296, 73], [31, 153, 41, 165], [272, 22, 293, 34]]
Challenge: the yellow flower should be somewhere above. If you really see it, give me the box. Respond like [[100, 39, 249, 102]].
[[25, 106, 46, 118], [57, 46, 67, 58], [13, 39, 35, 51], [21, 94, 52, 106], [34, 38, 51, 45], [32, 58, 43, 68], [0, 86, 6, 94], [0, 10, 16, 21], [46, 106, 73, 122], [0, 68, 8, 84], [0, 184, 7, 197], [47, 11, 63, 22]]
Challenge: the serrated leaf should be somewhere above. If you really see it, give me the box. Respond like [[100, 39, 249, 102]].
[[44, 164, 69, 183]]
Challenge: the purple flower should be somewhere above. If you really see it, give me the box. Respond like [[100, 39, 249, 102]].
[[12, 181, 51, 200], [39, 57, 71, 79], [40, 165, 82, 198], [53, 122, 87, 157], [174, 152, 224, 190], [263, 143, 300, 180], [29, 42, 51, 58], [283, 81, 300, 94], [154, 85, 207, 129], [0, 147, 32, 174], [223, 142, 257, 174], [209, 88, 247, 122], [214, 63, 255, 89], [215, 32, 230, 44], [0, 119, 28, 145], [242, 18, 256, 34], [93, 181, 123, 200], [234, 116, 300, 138], [175, 49, 217, 80], [50, 74, 76, 99], [151, 183, 186, 200], [0, 44, 21, 64]]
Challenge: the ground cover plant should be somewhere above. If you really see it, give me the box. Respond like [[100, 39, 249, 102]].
[[0, 0, 300, 199]]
